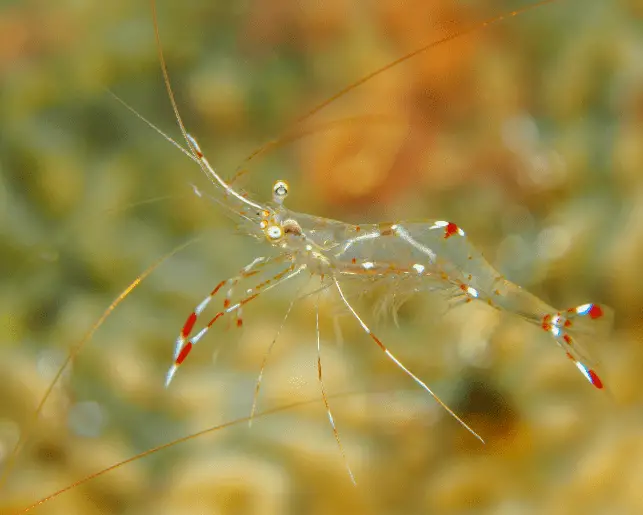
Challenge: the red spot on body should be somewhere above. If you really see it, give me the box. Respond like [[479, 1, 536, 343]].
[[223, 298, 231, 308], [237, 318, 243, 328], [351, 257, 357, 264], [176, 342, 193, 365], [588, 369, 604, 389], [566, 352, 574, 360], [181, 312, 197, 338], [444, 222, 459, 239], [563, 334, 572, 345], [589, 304, 603, 319], [564, 319, 572, 328]]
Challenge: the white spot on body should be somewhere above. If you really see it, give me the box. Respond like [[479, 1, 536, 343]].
[[549, 314, 563, 337], [430, 220, 464, 236], [362, 261, 374, 270], [466, 286, 479, 298], [576, 303, 592, 315], [412, 263, 425, 274]]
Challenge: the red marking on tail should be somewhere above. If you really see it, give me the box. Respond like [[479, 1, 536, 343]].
[[541, 314, 552, 331], [237, 318, 243, 328], [444, 222, 459, 239], [176, 342, 193, 365], [181, 312, 197, 338], [589, 304, 603, 319], [223, 298, 231, 308], [563, 334, 572, 345], [588, 369, 603, 389]]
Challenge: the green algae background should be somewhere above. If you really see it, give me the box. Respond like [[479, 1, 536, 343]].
[[1, 0, 643, 513]]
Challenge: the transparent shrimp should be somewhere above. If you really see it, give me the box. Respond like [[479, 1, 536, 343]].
[[3, 0, 614, 509], [147, 0, 612, 483]]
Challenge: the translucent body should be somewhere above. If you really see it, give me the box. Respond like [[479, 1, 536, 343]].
[[2, 0, 617, 510]]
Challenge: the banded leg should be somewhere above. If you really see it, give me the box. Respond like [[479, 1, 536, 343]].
[[316, 289, 356, 484], [542, 303, 613, 390], [224, 257, 269, 329], [172, 256, 270, 362], [166, 262, 304, 386], [333, 277, 484, 443]]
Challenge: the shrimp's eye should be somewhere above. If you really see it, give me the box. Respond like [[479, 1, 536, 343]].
[[266, 225, 283, 241], [272, 180, 289, 204]]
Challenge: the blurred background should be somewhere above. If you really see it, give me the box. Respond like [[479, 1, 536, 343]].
[[1, 0, 642, 513]]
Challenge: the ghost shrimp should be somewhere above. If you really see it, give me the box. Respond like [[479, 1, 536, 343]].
[[148, 0, 613, 484], [1, 0, 613, 505]]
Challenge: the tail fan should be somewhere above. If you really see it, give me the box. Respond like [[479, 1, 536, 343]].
[[542, 303, 615, 389]]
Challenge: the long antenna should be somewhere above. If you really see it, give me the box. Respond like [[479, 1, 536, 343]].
[[242, 0, 560, 164], [150, 0, 264, 213]]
